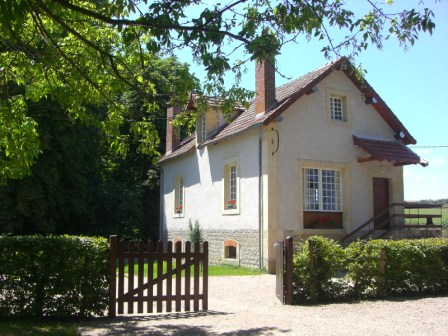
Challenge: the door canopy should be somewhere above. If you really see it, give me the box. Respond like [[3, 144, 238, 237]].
[[353, 135, 428, 167]]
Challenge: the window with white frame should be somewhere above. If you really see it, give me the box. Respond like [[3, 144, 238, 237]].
[[327, 88, 350, 125], [174, 176, 184, 216], [223, 162, 239, 213], [303, 168, 341, 211], [330, 96, 344, 121]]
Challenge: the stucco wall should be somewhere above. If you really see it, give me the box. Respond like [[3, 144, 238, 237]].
[[275, 70, 404, 235], [161, 128, 262, 266]]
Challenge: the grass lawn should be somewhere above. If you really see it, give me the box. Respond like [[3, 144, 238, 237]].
[[404, 207, 448, 225], [122, 262, 264, 277], [0, 321, 80, 336]]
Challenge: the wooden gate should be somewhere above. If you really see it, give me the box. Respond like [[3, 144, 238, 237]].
[[275, 236, 293, 305], [109, 236, 208, 316]]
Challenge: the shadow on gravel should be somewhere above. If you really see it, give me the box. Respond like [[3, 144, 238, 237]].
[[80, 311, 291, 335]]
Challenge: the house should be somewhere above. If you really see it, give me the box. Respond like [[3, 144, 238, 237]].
[[158, 57, 427, 273]]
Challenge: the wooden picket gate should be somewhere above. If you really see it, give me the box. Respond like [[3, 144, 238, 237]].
[[109, 236, 208, 316], [275, 236, 293, 305]]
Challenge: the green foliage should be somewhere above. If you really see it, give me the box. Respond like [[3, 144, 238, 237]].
[[188, 220, 203, 246], [0, 320, 79, 336], [0, 55, 198, 240], [293, 236, 347, 302], [0, 235, 109, 318], [293, 237, 448, 303], [0, 0, 438, 178]]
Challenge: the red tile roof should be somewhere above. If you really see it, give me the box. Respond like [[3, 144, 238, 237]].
[[353, 135, 427, 166], [160, 57, 417, 164], [159, 134, 195, 163]]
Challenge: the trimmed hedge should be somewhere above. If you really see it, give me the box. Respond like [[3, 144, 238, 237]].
[[293, 237, 448, 303], [0, 235, 109, 318]]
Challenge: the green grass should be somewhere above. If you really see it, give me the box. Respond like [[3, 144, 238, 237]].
[[0, 321, 79, 336], [208, 264, 264, 276], [404, 207, 448, 225], [121, 262, 264, 277]]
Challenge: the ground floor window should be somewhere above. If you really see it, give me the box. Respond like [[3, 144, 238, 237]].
[[303, 168, 341, 211], [303, 167, 342, 229], [223, 160, 239, 214], [174, 176, 184, 217]]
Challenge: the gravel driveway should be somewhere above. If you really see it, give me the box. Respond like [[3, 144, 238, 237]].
[[79, 274, 448, 335]]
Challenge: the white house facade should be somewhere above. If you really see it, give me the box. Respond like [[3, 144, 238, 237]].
[[159, 57, 427, 273]]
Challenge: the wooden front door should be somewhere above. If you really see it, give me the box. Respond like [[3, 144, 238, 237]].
[[373, 178, 390, 229]]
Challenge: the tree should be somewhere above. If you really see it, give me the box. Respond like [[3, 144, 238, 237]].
[[0, 0, 437, 180], [0, 55, 198, 238]]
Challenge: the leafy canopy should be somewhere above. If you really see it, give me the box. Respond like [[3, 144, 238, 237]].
[[0, 0, 436, 180]]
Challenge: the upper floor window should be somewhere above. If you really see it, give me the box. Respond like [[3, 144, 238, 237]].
[[174, 176, 184, 216], [327, 88, 350, 125], [330, 96, 344, 121], [201, 115, 206, 142], [303, 168, 341, 211]]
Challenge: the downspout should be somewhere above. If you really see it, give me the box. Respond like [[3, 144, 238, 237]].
[[159, 167, 164, 242], [258, 127, 263, 270]]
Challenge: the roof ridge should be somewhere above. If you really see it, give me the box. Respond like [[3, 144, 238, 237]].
[[275, 57, 342, 92]]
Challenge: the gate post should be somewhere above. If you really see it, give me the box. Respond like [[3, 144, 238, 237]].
[[109, 235, 117, 317], [284, 236, 294, 305]]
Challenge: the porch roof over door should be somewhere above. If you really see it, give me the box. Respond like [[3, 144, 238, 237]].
[[353, 135, 428, 167]]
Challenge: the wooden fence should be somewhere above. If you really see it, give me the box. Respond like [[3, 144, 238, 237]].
[[109, 236, 208, 316]]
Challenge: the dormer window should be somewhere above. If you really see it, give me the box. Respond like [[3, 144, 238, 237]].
[[201, 115, 206, 142]]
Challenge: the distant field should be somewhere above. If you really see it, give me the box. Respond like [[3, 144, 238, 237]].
[[404, 207, 448, 225]]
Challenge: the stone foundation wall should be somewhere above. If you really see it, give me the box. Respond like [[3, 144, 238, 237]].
[[166, 229, 260, 269]]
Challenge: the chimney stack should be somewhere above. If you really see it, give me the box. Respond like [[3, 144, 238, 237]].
[[255, 57, 276, 115], [166, 106, 180, 154]]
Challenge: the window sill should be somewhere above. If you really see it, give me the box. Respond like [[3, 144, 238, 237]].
[[223, 258, 240, 266], [222, 208, 240, 216], [303, 228, 346, 235], [173, 213, 185, 219]]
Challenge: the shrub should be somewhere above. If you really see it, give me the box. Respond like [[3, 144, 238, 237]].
[[293, 237, 448, 303], [345, 239, 386, 298], [293, 236, 347, 302], [0, 235, 109, 318], [188, 220, 203, 246]]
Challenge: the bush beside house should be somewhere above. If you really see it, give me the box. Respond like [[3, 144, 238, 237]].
[[293, 237, 448, 303], [0, 235, 109, 318]]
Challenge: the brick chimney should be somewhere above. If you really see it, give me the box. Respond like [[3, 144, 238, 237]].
[[165, 106, 180, 154], [255, 57, 276, 115]]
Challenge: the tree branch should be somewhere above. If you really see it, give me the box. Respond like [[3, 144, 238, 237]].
[[46, 0, 251, 45]]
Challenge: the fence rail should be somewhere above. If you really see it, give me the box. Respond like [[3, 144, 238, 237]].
[[109, 236, 208, 316]]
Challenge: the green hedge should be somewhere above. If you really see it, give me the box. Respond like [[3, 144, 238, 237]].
[[293, 237, 448, 303], [0, 235, 109, 318]]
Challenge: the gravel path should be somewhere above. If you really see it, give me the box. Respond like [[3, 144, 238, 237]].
[[79, 275, 448, 335]]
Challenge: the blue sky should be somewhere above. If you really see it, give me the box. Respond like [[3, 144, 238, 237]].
[[175, 1, 448, 200]]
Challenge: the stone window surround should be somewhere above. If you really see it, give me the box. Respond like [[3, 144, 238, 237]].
[[326, 87, 351, 127], [223, 239, 240, 266], [298, 159, 351, 233]]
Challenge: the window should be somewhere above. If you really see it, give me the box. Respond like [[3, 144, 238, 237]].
[[223, 161, 239, 214], [327, 88, 350, 125], [223, 239, 239, 265], [174, 176, 184, 216], [303, 168, 341, 211], [330, 96, 344, 121], [201, 115, 206, 142]]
